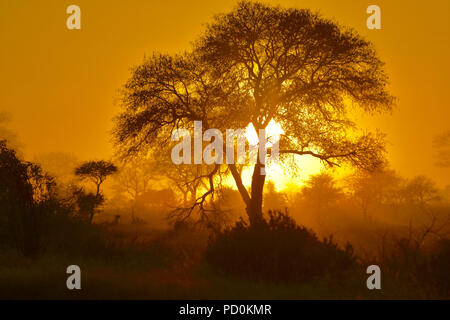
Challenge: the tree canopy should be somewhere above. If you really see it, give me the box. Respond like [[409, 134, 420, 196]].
[[75, 160, 118, 194], [113, 1, 395, 226]]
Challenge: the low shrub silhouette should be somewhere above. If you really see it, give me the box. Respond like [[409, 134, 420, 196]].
[[415, 238, 450, 298], [205, 210, 357, 283], [427, 239, 450, 297]]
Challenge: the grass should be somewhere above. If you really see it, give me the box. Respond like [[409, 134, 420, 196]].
[[0, 223, 423, 300]]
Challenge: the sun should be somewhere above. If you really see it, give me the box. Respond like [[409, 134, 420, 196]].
[[245, 119, 283, 146], [242, 120, 323, 191]]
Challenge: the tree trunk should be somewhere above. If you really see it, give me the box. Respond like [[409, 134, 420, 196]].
[[91, 181, 102, 224], [89, 210, 95, 223], [96, 183, 101, 197], [246, 162, 266, 226], [228, 155, 267, 227]]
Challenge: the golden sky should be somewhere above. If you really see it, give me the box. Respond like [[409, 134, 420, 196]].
[[1, 0, 449, 187]]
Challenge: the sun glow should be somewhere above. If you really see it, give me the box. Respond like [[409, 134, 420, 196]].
[[242, 120, 322, 191], [245, 119, 283, 146]]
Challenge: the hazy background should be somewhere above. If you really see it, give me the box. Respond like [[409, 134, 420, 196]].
[[1, 0, 449, 187]]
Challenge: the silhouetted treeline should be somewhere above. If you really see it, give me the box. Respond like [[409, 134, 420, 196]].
[[0, 140, 119, 258], [2, 139, 450, 298]]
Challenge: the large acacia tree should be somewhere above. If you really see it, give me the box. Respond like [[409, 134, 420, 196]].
[[113, 1, 394, 226]]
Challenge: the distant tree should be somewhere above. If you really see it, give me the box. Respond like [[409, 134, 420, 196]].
[[346, 169, 403, 219], [112, 158, 155, 204], [443, 185, 450, 204], [263, 181, 288, 212], [433, 130, 450, 168], [400, 176, 447, 250], [75, 160, 117, 222], [137, 188, 177, 211], [112, 158, 159, 223], [154, 160, 207, 207], [301, 173, 343, 222], [403, 175, 440, 209], [75, 160, 118, 196], [114, 1, 394, 227]]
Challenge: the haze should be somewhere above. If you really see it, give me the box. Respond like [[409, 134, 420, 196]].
[[1, 0, 449, 187]]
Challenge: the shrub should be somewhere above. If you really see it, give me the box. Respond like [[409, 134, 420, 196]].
[[420, 239, 450, 297], [205, 210, 357, 283]]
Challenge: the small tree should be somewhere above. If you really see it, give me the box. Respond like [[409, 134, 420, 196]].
[[74, 160, 117, 222], [75, 190, 104, 222]]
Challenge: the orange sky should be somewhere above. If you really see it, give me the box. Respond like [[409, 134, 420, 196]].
[[1, 0, 449, 187]]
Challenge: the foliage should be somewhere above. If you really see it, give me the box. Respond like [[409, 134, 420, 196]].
[[205, 210, 357, 283], [75, 160, 118, 194], [425, 239, 450, 296], [0, 140, 56, 257], [75, 190, 105, 222], [113, 1, 394, 226], [74, 160, 117, 222]]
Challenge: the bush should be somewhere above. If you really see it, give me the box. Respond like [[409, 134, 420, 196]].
[[205, 210, 357, 283], [42, 213, 109, 257], [420, 239, 450, 297]]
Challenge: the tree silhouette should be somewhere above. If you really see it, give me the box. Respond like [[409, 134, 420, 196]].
[[263, 181, 288, 212], [403, 175, 440, 209], [346, 169, 403, 219], [153, 156, 210, 208], [302, 173, 342, 214], [74, 160, 117, 222], [113, 159, 155, 204], [433, 130, 450, 168], [75, 190, 104, 222], [0, 140, 56, 257], [75, 160, 118, 196], [114, 1, 394, 226]]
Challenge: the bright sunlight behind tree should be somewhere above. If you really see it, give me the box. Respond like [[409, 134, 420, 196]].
[[113, 1, 395, 226]]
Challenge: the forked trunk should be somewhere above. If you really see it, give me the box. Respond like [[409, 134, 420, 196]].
[[229, 143, 267, 227]]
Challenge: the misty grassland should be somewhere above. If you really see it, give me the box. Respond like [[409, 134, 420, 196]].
[[1, 137, 450, 299], [0, 223, 418, 300], [1, 179, 449, 300]]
